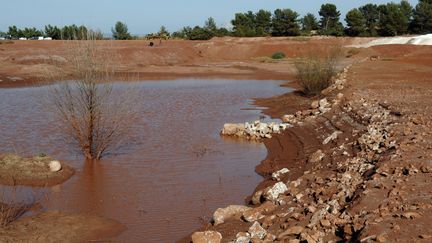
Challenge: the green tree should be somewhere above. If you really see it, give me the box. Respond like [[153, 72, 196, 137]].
[[271, 8, 301, 36], [359, 4, 380, 36], [158, 26, 170, 38], [400, 0, 414, 22], [345, 8, 367, 36], [45, 25, 61, 39], [255, 10, 272, 36], [318, 4, 344, 36], [188, 26, 213, 40], [378, 3, 409, 36], [21, 27, 43, 38], [7, 26, 21, 38], [231, 11, 257, 37], [301, 13, 319, 33], [204, 17, 217, 32], [411, 0, 432, 34], [112, 21, 132, 40]]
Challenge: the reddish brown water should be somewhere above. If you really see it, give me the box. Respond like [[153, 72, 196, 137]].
[[0, 79, 290, 242]]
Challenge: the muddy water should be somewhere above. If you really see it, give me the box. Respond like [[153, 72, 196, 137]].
[[0, 79, 290, 242]]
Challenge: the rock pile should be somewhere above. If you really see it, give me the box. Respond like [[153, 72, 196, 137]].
[[221, 120, 291, 140]]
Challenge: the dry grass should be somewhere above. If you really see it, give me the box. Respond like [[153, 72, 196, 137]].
[[0, 188, 34, 227], [295, 47, 342, 96]]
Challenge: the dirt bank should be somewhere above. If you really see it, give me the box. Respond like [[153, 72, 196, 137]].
[[0, 211, 125, 242], [188, 44, 432, 242], [0, 37, 360, 88]]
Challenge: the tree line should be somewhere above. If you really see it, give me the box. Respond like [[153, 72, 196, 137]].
[[2, 0, 432, 40], [0, 24, 104, 40], [170, 0, 432, 40]]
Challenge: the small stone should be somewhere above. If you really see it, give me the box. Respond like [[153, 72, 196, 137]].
[[213, 205, 250, 225], [402, 212, 422, 219], [49, 160, 62, 172], [311, 100, 320, 109], [376, 234, 387, 242], [191, 231, 222, 243], [251, 190, 263, 205], [235, 232, 251, 243], [323, 131, 342, 145], [264, 182, 289, 202], [319, 98, 330, 108], [221, 123, 245, 136], [309, 150, 325, 163], [248, 221, 267, 240], [243, 209, 264, 222], [278, 226, 304, 239], [272, 168, 290, 181], [263, 233, 276, 242], [320, 219, 331, 228]]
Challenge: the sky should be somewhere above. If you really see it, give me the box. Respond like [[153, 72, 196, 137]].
[[1, 0, 419, 35]]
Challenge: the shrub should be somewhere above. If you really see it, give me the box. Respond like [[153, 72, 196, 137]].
[[271, 52, 286, 59], [295, 48, 341, 95], [0, 189, 35, 227]]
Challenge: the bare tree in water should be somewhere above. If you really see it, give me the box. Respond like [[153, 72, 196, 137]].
[[46, 37, 137, 160]]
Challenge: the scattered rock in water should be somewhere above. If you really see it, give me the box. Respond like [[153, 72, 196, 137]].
[[221, 123, 245, 136], [213, 205, 250, 225], [191, 231, 222, 243], [222, 120, 291, 140]]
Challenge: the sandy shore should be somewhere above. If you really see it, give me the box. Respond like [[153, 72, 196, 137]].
[[1, 37, 431, 242]]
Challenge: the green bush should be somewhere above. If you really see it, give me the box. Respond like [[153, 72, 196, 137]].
[[271, 52, 286, 59], [295, 48, 341, 96]]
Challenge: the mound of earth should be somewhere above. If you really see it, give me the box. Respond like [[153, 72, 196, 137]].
[[0, 211, 125, 242], [0, 154, 74, 187]]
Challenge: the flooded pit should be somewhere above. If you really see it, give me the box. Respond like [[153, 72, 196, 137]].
[[0, 79, 291, 242]]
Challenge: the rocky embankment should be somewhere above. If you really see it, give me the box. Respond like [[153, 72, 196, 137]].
[[191, 63, 432, 242]]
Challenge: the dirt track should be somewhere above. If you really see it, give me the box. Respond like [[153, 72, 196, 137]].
[[1, 37, 431, 242]]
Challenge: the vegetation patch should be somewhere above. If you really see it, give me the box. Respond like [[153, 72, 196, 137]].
[[295, 48, 341, 96], [271, 52, 286, 59], [0, 154, 74, 187]]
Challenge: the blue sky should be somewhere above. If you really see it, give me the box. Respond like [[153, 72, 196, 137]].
[[1, 0, 419, 35]]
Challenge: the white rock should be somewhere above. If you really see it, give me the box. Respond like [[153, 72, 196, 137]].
[[221, 123, 245, 136], [271, 168, 290, 181], [319, 98, 330, 108], [192, 231, 222, 243], [264, 182, 288, 201], [323, 131, 343, 145], [235, 232, 251, 243], [213, 205, 250, 225], [49, 160, 62, 172], [248, 221, 267, 240]]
